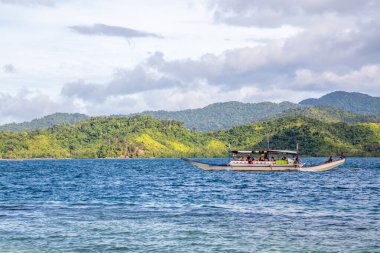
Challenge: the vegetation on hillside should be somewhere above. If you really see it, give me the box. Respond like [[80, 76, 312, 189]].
[[0, 113, 89, 132], [271, 106, 380, 123], [0, 115, 379, 159]]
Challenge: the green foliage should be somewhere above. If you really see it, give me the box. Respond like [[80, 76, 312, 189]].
[[0, 115, 379, 159], [0, 113, 89, 132], [275, 106, 380, 123]]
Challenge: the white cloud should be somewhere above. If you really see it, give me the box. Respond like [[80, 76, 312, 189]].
[[295, 65, 380, 93], [0, 90, 77, 124]]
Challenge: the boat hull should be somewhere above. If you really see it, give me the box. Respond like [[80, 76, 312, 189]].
[[299, 158, 345, 171], [183, 158, 345, 172]]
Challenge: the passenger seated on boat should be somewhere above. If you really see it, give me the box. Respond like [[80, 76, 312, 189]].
[[248, 157, 253, 164], [243, 155, 247, 161], [325, 156, 333, 163], [270, 156, 275, 161], [282, 156, 288, 164], [238, 157, 241, 161]]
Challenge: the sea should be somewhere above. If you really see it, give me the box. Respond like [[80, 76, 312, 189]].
[[0, 158, 379, 253]]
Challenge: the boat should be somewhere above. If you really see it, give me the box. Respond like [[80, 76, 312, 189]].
[[183, 149, 345, 172]]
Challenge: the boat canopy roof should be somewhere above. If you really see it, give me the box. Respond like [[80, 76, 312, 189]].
[[231, 149, 298, 155]]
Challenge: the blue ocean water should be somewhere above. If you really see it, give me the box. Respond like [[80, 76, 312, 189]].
[[0, 158, 379, 253]]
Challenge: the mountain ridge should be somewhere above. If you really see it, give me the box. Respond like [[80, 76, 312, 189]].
[[138, 100, 301, 131], [300, 91, 380, 115], [1, 91, 379, 132]]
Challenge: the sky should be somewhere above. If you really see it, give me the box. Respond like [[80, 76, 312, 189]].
[[0, 0, 379, 124]]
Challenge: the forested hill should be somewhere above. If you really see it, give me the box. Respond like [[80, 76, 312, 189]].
[[139, 101, 301, 131], [0, 115, 379, 159], [0, 113, 89, 132], [300, 91, 380, 115]]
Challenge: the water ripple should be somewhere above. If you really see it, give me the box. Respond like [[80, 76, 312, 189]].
[[0, 158, 379, 252]]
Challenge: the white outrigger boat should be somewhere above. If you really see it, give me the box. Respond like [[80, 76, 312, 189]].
[[183, 149, 345, 172]]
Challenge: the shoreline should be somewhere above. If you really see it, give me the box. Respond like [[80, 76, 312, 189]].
[[1, 156, 380, 161]]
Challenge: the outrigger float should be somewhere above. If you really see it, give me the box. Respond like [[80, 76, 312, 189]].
[[183, 149, 345, 172]]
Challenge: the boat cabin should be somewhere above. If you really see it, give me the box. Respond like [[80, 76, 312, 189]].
[[229, 149, 301, 167]]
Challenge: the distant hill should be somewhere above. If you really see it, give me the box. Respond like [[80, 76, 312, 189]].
[[273, 106, 380, 123], [300, 91, 380, 115], [139, 101, 301, 131], [2, 91, 379, 133], [0, 113, 89, 132]]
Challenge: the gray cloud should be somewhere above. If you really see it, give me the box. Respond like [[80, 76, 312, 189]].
[[146, 15, 380, 93], [0, 90, 76, 124], [61, 66, 180, 102], [211, 0, 379, 27], [69, 23, 163, 39], [62, 16, 380, 104], [3, 64, 16, 73], [0, 0, 56, 7]]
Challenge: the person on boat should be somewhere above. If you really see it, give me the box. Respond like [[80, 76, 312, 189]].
[[294, 155, 300, 165], [339, 153, 345, 160], [243, 155, 247, 161], [248, 156, 253, 164], [325, 156, 333, 163], [270, 156, 275, 161]]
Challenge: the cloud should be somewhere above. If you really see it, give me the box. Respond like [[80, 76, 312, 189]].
[[210, 0, 379, 27], [294, 65, 380, 93], [2, 0, 379, 124], [3, 64, 16, 73], [60, 0, 380, 110], [0, 90, 76, 124], [61, 18, 380, 106], [69, 23, 163, 39], [61, 66, 181, 102], [0, 0, 56, 7], [137, 3, 380, 95]]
